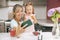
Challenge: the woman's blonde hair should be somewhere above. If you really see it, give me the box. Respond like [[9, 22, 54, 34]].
[[13, 4, 23, 18]]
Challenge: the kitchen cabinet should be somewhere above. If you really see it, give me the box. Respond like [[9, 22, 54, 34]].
[[0, 21, 5, 32]]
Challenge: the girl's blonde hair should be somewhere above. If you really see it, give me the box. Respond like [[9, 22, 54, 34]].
[[25, 2, 34, 14]]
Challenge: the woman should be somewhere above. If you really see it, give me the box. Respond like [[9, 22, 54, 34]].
[[10, 4, 25, 37]]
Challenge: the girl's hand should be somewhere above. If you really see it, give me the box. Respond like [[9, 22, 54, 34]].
[[31, 15, 38, 23]]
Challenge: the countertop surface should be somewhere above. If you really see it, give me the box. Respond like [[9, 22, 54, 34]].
[[38, 19, 60, 27], [0, 32, 60, 40]]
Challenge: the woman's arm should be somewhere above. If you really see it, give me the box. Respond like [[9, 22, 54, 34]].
[[12, 25, 25, 36]]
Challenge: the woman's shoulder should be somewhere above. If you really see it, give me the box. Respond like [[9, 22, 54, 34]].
[[10, 19, 18, 28], [11, 19, 16, 23]]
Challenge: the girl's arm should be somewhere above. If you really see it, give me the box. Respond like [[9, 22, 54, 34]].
[[31, 15, 38, 23]]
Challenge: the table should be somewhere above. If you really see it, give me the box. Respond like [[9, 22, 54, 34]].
[[42, 32, 60, 40], [0, 32, 60, 40], [0, 32, 38, 40]]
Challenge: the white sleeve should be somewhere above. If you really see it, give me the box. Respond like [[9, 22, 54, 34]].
[[10, 20, 18, 28]]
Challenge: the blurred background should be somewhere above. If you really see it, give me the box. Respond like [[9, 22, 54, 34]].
[[1, 1, 60, 40], [0, 0, 50, 33], [0, 0, 47, 20]]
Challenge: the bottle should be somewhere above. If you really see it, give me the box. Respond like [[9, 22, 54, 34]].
[[37, 30, 42, 40]]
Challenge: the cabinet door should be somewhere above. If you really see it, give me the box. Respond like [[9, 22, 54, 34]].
[[47, 0, 60, 20], [0, 22, 5, 32]]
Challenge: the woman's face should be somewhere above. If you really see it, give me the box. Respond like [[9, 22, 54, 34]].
[[26, 5, 33, 14], [15, 7, 23, 21]]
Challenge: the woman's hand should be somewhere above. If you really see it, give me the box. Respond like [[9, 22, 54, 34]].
[[19, 24, 27, 33], [19, 27, 25, 34], [16, 25, 26, 36]]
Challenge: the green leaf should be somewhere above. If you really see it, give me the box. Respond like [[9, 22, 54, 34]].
[[51, 10, 60, 22]]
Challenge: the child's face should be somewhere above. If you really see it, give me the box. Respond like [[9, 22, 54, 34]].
[[26, 5, 33, 14], [15, 7, 23, 21]]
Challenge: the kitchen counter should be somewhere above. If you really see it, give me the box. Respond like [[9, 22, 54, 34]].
[[38, 19, 60, 27], [38, 19, 54, 27], [0, 32, 60, 40], [0, 32, 38, 40]]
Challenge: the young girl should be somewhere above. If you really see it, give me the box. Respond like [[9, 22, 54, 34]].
[[24, 2, 38, 32], [10, 4, 25, 37]]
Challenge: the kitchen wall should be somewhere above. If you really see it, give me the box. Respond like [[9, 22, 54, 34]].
[[34, 6, 46, 19], [0, 6, 46, 20], [0, 0, 46, 20], [23, 0, 47, 6], [0, 0, 7, 7], [0, 1, 23, 20]]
